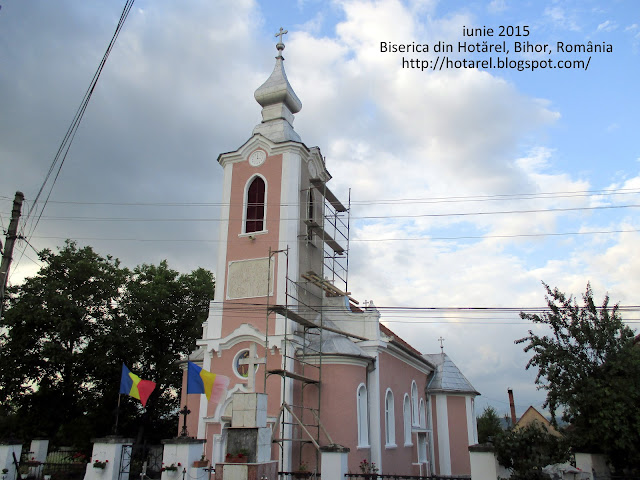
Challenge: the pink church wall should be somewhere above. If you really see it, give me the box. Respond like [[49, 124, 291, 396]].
[[221, 152, 284, 338], [446, 395, 471, 475], [303, 362, 367, 474], [377, 351, 427, 475]]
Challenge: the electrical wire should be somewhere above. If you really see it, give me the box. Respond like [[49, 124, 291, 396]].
[[10, 0, 135, 276], [3, 186, 639, 208]]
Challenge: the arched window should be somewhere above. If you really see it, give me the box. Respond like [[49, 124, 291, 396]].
[[411, 381, 419, 426], [357, 384, 369, 447], [403, 394, 412, 446], [385, 389, 395, 447], [419, 398, 426, 428], [245, 176, 265, 233]]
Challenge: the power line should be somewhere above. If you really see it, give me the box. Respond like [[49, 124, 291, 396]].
[[6, 203, 640, 223], [26, 227, 640, 244], [12, 0, 136, 275], [3, 186, 639, 208]]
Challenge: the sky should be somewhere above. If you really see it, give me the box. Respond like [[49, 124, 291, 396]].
[[1, 0, 639, 419]]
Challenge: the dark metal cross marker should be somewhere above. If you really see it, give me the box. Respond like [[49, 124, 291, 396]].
[[179, 405, 191, 437]]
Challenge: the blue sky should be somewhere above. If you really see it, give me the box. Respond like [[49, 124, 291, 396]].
[[1, 0, 639, 418]]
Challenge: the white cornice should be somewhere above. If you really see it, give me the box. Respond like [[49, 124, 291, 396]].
[[218, 134, 308, 167], [302, 354, 372, 368], [202, 323, 265, 355], [217, 134, 331, 181]]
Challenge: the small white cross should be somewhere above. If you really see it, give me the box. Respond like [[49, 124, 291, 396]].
[[438, 336, 445, 353], [238, 343, 266, 392]]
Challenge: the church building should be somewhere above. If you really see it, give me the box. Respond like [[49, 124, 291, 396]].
[[180, 30, 479, 476]]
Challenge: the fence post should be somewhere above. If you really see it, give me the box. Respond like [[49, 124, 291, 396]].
[[468, 444, 507, 480], [84, 436, 134, 480], [320, 444, 350, 479], [28, 439, 49, 478]]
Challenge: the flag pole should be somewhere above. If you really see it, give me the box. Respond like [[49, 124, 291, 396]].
[[114, 393, 122, 435]]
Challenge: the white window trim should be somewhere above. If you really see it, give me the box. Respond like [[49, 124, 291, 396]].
[[357, 383, 370, 448], [384, 388, 396, 448], [411, 380, 420, 427], [419, 398, 427, 429], [403, 393, 413, 447], [241, 174, 268, 235]]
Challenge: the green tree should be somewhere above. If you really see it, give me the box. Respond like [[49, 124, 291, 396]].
[[476, 405, 503, 444], [115, 261, 215, 442], [0, 241, 214, 448], [516, 283, 640, 473], [494, 422, 570, 480]]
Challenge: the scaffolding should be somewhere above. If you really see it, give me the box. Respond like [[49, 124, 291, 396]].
[[263, 177, 357, 471]]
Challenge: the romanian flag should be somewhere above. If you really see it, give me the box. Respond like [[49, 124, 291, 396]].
[[119, 364, 156, 407], [186, 361, 229, 403]]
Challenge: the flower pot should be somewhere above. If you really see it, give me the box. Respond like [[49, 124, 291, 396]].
[[225, 455, 248, 464], [192, 461, 208, 468]]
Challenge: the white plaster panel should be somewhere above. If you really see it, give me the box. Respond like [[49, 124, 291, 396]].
[[226, 257, 274, 299]]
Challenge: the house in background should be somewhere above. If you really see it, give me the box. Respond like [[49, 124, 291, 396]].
[[515, 406, 562, 437], [179, 32, 479, 476]]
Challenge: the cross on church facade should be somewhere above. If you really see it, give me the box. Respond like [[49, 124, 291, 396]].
[[438, 336, 445, 353], [238, 342, 266, 392]]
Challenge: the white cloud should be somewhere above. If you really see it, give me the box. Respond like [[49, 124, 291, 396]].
[[2, 0, 638, 417], [488, 0, 508, 14], [596, 20, 618, 32], [544, 6, 581, 31]]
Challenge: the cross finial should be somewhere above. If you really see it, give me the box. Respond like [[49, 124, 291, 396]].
[[438, 336, 445, 353], [275, 27, 288, 56], [275, 27, 288, 44]]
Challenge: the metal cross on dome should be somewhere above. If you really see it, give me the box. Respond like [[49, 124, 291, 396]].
[[275, 27, 288, 45]]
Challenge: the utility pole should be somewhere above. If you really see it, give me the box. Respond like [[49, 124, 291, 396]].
[[0, 191, 25, 317]]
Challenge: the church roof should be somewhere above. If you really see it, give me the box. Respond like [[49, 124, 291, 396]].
[[423, 353, 479, 395], [306, 319, 372, 359]]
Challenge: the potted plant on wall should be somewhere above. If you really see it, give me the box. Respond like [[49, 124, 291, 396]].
[[161, 463, 181, 473], [292, 462, 312, 479], [224, 449, 249, 464], [92, 460, 108, 469], [192, 455, 208, 468]]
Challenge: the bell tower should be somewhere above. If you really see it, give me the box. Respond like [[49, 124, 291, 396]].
[[189, 29, 351, 470], [204, 28, 336, 342]]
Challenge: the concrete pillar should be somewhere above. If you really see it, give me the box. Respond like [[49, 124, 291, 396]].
[[0, 443, 22, 480], [29, 440, 48, 464], [320, 444, 350, 479], [468, 444, 512, 480], [84, 436, 134, 480], [28, 439, 49, 478], [160, 438, 206, 480], [213, 392, 278, 479]]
